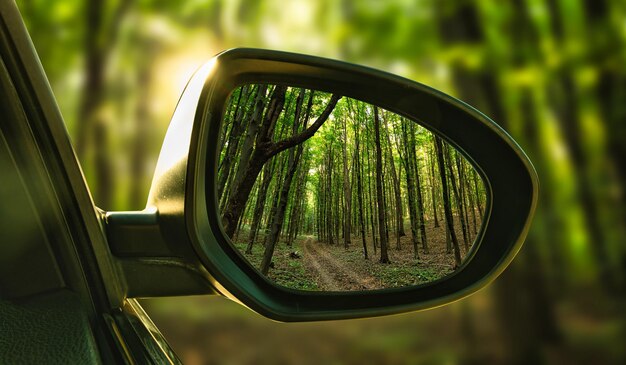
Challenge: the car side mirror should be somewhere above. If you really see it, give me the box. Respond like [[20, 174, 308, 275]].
[[105, 48, 537, 321]]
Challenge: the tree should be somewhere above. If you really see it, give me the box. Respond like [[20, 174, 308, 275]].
[[381, 112, 405, 250], [260, 89, 308, 274], [410, 124, 428, 253], [222, 89, 341, 238], [399, 119, 420, 259], [435, 136, 461, 267], [76, 0, 134, 209], [354, 111, 368, 259], [374, 106, 390, 264], [342, 108, 352, 249]]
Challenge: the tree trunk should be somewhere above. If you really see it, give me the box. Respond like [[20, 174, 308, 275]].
[[429, 145, 440, 228], [76, 0, 133, 209], [374, 107, 390, 264], [354, 121, 368, 260], [400, 120, 420, 259], [410, 124, 428, 253], [342, 113, 352, 248], [246, 155, 278, 253], [382, 113, 405, 250], [222, 90, 340, 237], [445, 145, 469, 251], [260, 140, 305, 274], [435, 137, 461, 267]]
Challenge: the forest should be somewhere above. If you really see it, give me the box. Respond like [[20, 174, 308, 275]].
[[217, 84, 484, 290], [21, 0, 626, 362]]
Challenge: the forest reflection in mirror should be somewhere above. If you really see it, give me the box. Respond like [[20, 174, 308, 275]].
[[217, 84, 486, 291]]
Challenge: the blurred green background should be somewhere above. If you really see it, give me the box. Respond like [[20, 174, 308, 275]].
[[16, 0, 626, 364]]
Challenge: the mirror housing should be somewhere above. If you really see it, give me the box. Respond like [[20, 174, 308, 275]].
[[106, 48, 537, 321]]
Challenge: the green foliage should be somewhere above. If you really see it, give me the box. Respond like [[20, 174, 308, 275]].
[[18, 0, 626, 363]]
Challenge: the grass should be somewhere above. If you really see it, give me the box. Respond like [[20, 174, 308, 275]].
[[230, 222, 464, 292], [231, 231, 319, 291]]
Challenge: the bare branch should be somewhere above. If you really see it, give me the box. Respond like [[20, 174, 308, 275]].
[[267, 94, 342, 159]]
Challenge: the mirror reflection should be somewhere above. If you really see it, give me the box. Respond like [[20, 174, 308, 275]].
[[217, 84, 486, 291]]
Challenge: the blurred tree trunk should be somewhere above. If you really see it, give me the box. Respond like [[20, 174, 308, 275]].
[[129, 65, 151, 209], [492, 89, 563, 365], [436, 3, 563, 364], [76, 0, 133, 209], [129, 31, 163, 210], [551, 73, 620, 292]]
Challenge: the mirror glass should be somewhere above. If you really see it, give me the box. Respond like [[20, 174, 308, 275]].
[[216, 84, 486, 291]]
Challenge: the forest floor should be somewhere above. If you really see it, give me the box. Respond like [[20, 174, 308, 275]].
[[301, 236, 378, 291], [232, 215, 481, 291]]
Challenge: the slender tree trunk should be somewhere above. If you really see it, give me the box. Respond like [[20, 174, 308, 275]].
[[218, 86, 255, 200], [472, 170, 484, 217], [435, 137, 461, 267], [429, 146, 440, 228], [246, 156, 278, 253], [410, 124, 428, 253], [364, 117, 377, 254], [260, 142, 305, 274], [374, 107, 390, 263], [445, 145, 469, 251], [354, 123, 368, 260], [342, 115, 352, 248], [382, 114, 405, 250], [400, 121, 420, 259], [326, 148, 334, 245], [466, 168, 478, 234], [286, 154, 309, 246]]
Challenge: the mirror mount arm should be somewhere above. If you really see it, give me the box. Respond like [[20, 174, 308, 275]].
[[104, 209, 218, 298], [105, 208, 170, 257]]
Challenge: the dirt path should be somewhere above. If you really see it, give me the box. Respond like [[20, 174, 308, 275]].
[[301, 237, 379, 291]]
